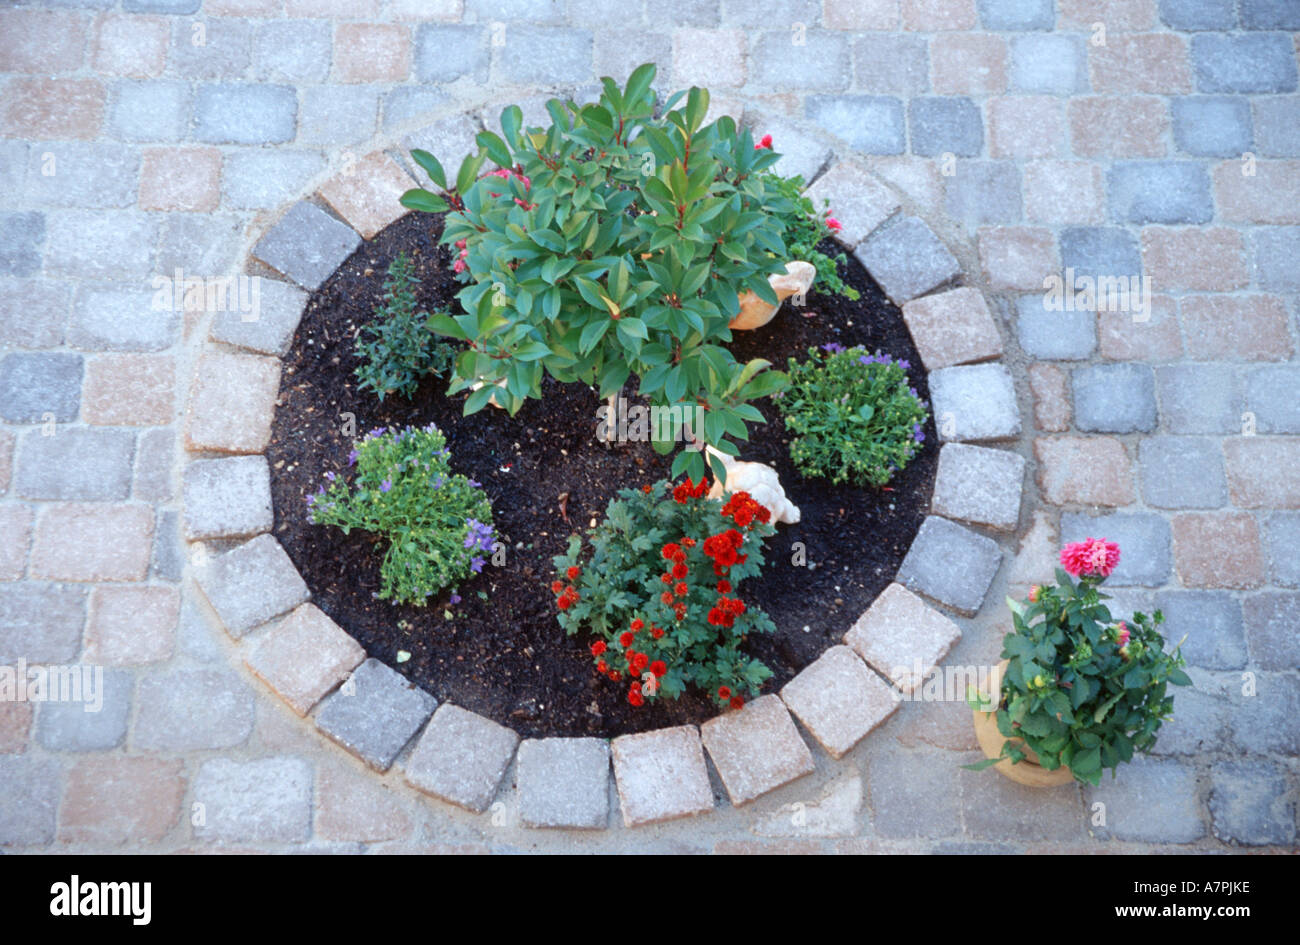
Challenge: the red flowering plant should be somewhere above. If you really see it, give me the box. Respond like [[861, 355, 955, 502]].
[[552, 477, 777, 709], [966, 538, 1191, 785]]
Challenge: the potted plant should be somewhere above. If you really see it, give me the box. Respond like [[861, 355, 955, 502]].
[[967, 537, 1191, 787]]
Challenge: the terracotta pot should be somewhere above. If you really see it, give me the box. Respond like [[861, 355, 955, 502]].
[[972, 659, 1074, 788], [730, 261, 816, 330]]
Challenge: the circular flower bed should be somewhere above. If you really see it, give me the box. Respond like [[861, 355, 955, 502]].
[[267, 211, 937, 738]]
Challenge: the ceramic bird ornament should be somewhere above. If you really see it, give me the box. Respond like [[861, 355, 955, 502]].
[[705, 445, 801, 525], [730, 261, 817, 330]]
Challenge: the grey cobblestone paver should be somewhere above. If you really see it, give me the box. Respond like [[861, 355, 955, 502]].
[[315, 658, 438, 772]]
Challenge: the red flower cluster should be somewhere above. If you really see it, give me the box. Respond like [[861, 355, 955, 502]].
[[721, 491, 771, 528], [702, 528, 747, 572], [608, 617, 670, 707], [552, 580, 579, 610], [707, 594, 746, 628], [672, 477, 709, 504]]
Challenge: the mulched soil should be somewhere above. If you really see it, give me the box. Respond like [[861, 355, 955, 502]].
[[267, 211, 936, 738]]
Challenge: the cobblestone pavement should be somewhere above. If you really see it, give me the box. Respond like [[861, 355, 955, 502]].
[[1, 0, 1297, 854]]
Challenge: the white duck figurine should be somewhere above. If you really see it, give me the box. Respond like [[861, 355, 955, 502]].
[[705, 445, 800, 525]]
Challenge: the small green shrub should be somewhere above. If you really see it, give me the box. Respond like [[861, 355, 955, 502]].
[[775, 344, 929, 487], [399, 62, 796, 484], [354, 253, 457, 401], [552, 478, 776, 709], [761, 170, 859, 302], [307, 423, 495, 605]]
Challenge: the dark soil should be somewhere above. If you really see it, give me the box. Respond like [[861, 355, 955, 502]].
[[267, 211, 937, 738]]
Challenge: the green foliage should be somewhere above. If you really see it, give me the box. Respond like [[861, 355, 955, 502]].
[[307, 424, 495, 606], [966, 571, 1190, 786], [354, 253, 457, 401], [400, 62, 802, 484], [552, 478, 776, 708], [760, 170, 859, 301], [775, 344, 929, 487]]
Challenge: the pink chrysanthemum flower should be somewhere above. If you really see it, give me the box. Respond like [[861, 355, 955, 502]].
[[1060, 537, 1120, 578]]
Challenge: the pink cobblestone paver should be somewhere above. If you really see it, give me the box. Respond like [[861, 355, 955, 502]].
[[700, 695, 815, 805]]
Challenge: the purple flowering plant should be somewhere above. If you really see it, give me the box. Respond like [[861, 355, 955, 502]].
[[307, 423, 495, 605], [774, 344, 930, 487]]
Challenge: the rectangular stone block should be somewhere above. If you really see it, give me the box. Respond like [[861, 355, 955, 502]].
[[184, 350, 281, 454], [497, 26, 592, 85], [1156, 364, 1242, 434], [220, 150, 325, 212], [803, 96, 904, 158], [854, 215, 960, 303], [909, 96, 984, 157], [1156, 590, 1247, 669], [902, 286, 1003, 370], [611, 725, 714, 827], [244, 603, 364, 716], [1191, 33, 1297, 93], [59, 756, 186, 845], [700, 696, 815, 808], [516, 737, 610, 829], [403, 703, 519, 813], [70, 283, 179, 352], [1243, 591, 1300, 669], [315, 657, 437, 772], [192, 757, 313, 844], [1035, 435, 1136, 507], [183, 455, 273, 540], [847, 581, 964, 691], [319, 151, 416, 240], [0, 351, 82, 422], [803, 161, 899, 249], [0, 757, 60, 845], [930, 362, 1022, 442], [1172, 511, 1264, 590], [82, 353, 174, 426], [1084, 757, 1205, 843], [0, 583, 86, 663], [193, 533, 309, 638], [34, 668, 132, 751], [133, 667, 255, 751], [780, 645, 900, 759], [1209, 761, 1295, 847], [193, 83, 297, 145], [14, 428, 134, 501], [1071, 363, 1158, 433], [85, 584, 178, 665], [209, 279, 306, 357], [932, 443, 1025, 531], [29, 503, 154, 582], [1181, 295, 1293, 362], [1108, 161, 1213, 225], [1138, 436, 1226, 509], [252, 201, 361, 291], [1015, 297, 1097, 361]]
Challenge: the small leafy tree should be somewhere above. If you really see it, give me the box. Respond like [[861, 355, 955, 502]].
[[400, 62, 797, 483], [354, 253, 457, 401]]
